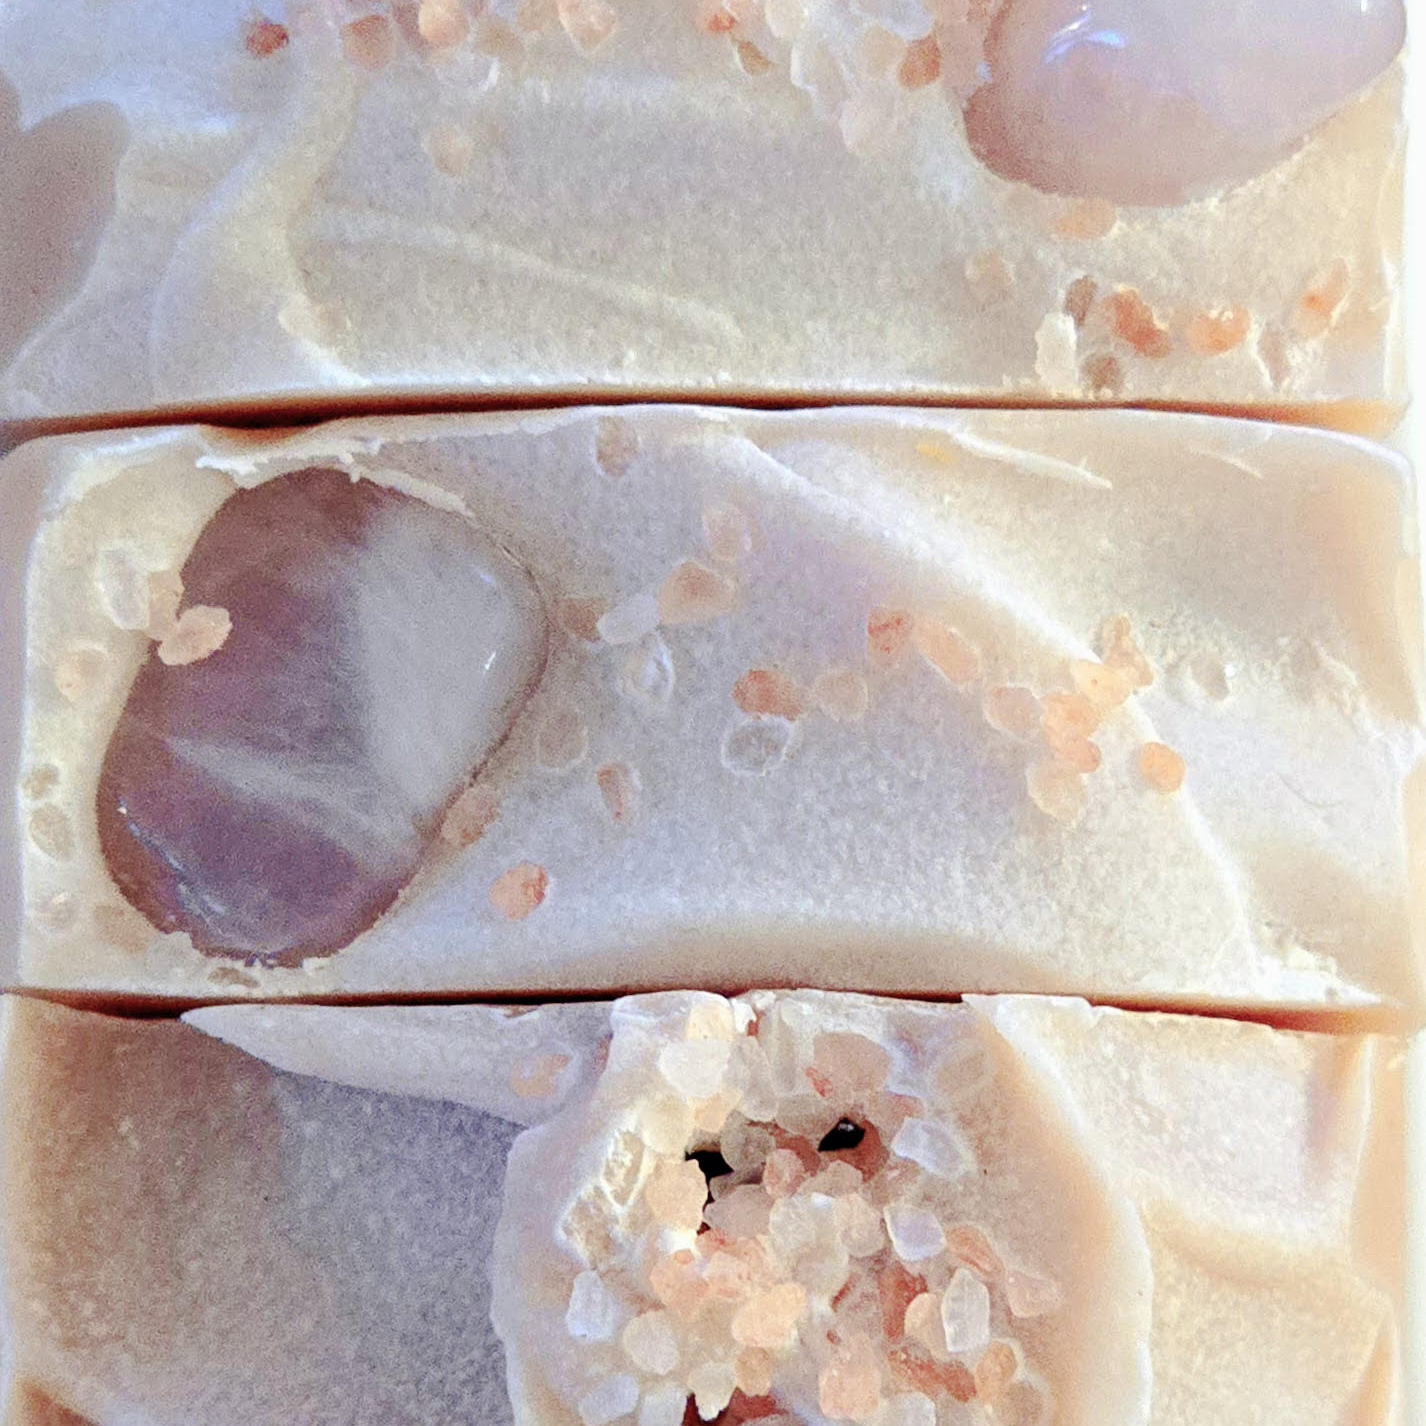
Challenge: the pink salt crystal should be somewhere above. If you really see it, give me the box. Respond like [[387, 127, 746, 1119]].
[[1041, 691, 1099, 740], [982, 685, 1041, 740], [1098, 614, 1154, 688], [596, 762, 641, 826], [536, 697, 589, 772], [1051, 198, 1118, 240], [705, 1184, 773, 1239], [811, 667, 870, 722], [343, 14, 395, 69], [1063, 275, 1098, 327], [703, 502, 755, 563], [1003, 1268, 1064, 1319], [735, 1351, 775, 1400], [144, 569, 183, 638], [1138, 741, 1186, 794], [940, 1269, 991, 1355], [898, 33, 941, 89], [836, 1194, 885, 1258], [912, 618, 981, 686], [761, 1149, 806, 1200], [883, 1204, 946, 1263], [156, 604, 231, 666], [557, 0, 616, 49], [806, 1162, 863, 1198], [813, 1032, 892, 1096], [1185, 306, 1252, 356], [964, 252, 1015, 307], [1047, 733, 1101, 774], [52, 645, 107, 702], [659, 561, 737, 625], [695, 0, 738, 33], [878, 1261, 927, 1339], [963, 0, 1405, 205], [973, 1341, 1019, 1403], [646, 1159, 709, 1233], [889, 1349, 976, 1404], [866, 607, 913, 669], [97, 468, 547, 964], [1106, 289, 1172, 359], [993, 1379, 1045, 1426], [1068, 659, 1131, 711], [733, 668, 805, 721], [243, 15, 289, 58], [595, 416, 639, 477], [510, 1052, 571, 1099], [903, 1292, 947, 1358], [819, 1335, 883, 1422], [27, 806, 73, 861], [417, 0, 468, 48], [1025, 757, 1088, 824], [688, 1362, 738, 1420], [1295, 258, 1351, 340], [731, 1282, 808, 1351], [491, 862, 550, 920], [440, 785, 500, 848], [734, 37, 773, 76], [622, 1310, 681, 1375], [945, 1225, 1004, 1280], [650, 1252, 706, 1317]]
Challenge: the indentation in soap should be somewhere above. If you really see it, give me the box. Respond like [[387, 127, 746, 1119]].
[[963, 0, 1406, 204], [96, 468, 547, 965], [0, 72, 128, 370]]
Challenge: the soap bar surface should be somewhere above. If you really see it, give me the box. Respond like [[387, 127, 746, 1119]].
[[0, 0, 1406, 427], [3, 408, 1422, 1016], [0, 992, 1407, 1426]]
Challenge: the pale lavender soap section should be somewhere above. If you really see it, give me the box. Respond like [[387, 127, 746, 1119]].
[[965, 0, 1407, 203]]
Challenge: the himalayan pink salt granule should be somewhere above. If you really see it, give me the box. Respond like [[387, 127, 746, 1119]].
[[1048, 733, 1101, 774], [558, 0, 617, 51], [867, 607, 913, 668], [243, 16, 289, 57], [983, 685, 1041, 739], [889, 1347, 976, 1404], [417, 0, 469, 48], [811, 667, 869, 723], [913, 617, 981, 686], [733, 668, 805, 720], [903, 1292, 947, 1357], [595, 762, 640, 825], [554, 596, 609, 643], [1138, 741, 1187, 793], [644, 1159, 708, 1232], [703, 501, 755, 562], [620, 1309, 680, 1375], [819, 1334, 883, 1421], [342, 14, 394, 69], [510, 1053, 571, 1099], [659, 561, 737, 625], [1063, 275, 1098, 326], [974, 1341, 1019, 1403], [731, 1282, 808, 1351], [1052, 198, 1118, 240], [594, 416, 638, 477], [735, 1350, 775, 1398], [1004, 1268, 1064, 1320], [490, 862, 549, 920], [53, 646, 108, 702], [1295, 258, 1350, 340], [1068, 658, 1132, 711], [157, 606, 232, 666], [441, 785, 500, 848], [1107, 288, 1172, 358], [761, 1148, 807, 1200], [811, 1031, 891, 1096], [898, 33, 941, 88], [1185, 306, 1252, 356], [964, 251, 1015, 306], [1041, 691, 1100, 741], [946, 1225, 1004, 1280], [1025, 757, 1088, 824], [1098, 614, 1155, 687]]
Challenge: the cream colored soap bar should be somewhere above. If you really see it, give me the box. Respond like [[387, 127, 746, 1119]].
[[3, 407, 1423, 1016], [0, 0, 1407, 427], [0, 991, 1407, 1426]]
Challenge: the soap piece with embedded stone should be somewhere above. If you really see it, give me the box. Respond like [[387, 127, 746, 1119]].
[[0, 992, 1407, 1426], [2, 409, 1422, 1016], [0, 0, 1407, 427]]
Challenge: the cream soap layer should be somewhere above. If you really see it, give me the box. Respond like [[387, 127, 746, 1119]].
[[0, 0, 1406, 428], [2, 407, 1422, 1017], [0, 991, 1407, 1426]]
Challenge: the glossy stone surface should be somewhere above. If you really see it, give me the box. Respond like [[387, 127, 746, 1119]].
[[95, 468, 546, 964], [965, 0, 1407, 203]]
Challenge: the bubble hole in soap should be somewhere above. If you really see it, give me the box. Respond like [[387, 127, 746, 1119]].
[[95, 467, 547, 965], [962, 0, 1406, 204]]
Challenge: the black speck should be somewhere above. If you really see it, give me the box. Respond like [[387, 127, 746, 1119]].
[[818, 1119, 866, 1153]]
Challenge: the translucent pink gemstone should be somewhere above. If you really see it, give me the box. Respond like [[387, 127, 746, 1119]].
[[97, 468, 546, 964], [964, 0, 1406, 204]]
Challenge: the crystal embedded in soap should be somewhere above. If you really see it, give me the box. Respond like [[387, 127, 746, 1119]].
[[4, 408, 1422, 1015], [0, 0, 1406, 425], [0, 991, 1406, 1425], [96, 466, 547, 964]]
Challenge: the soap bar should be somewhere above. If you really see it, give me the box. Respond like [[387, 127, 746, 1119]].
[[0, 0, 1406, 429], [3, 407, 1422, 1016], [0, 991, 1406, 1426]]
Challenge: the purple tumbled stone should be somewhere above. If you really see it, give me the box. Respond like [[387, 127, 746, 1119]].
[[97, 467, 546, 965]]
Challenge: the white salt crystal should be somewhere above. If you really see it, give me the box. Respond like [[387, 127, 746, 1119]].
[[578, 1373, 640, 1426], [566, 1269, 624, 1342], [890, 1118, 972, 1181], [657, 1039, 732, 1099], [883, 1204, 946, 1262], [940, 1268, 991, 1355]]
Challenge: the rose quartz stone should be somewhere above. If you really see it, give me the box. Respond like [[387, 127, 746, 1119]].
[[96, 468, 546, 965], [965, 0, 1406, 203]]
